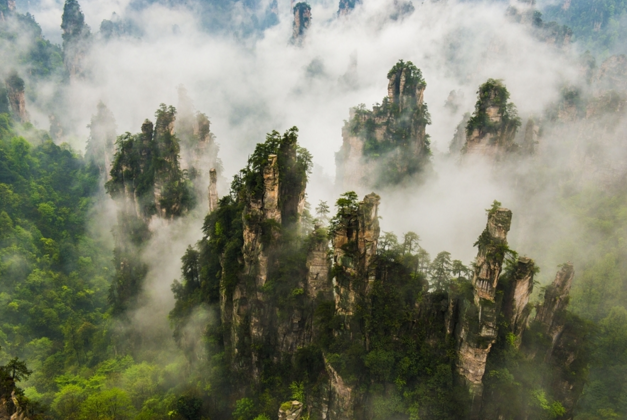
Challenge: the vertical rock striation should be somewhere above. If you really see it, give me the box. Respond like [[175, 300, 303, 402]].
[[331, 193, 380, 318], [535, 263, 575, 350], [462, 79, 521, 160], [291, 3, 311, 45], [208, 168, 218, 212], [5, 71, 28, 123], [500, 257, 536, 344], [336, 60, 431, 191], [455, 207, 512, 401]]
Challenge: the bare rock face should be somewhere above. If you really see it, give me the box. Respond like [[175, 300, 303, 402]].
[[263, 154, 281, 222], [472, 208, 512, 301], [5, 72, 28, 124], [336, 60, 431, 191], [535, 263, 575, 347], [501, 256, 536, 345], [234, 154, 281, 369], [279, 401, 303, 420], [241, 154, 280, 290], [455, 207, 512, 399], [0, 392, 29, 420], [463, 79, 520, 161], [332, 193, 380, 317], [531, 263, 584, 418], [325, 358, 355, 420], [291, 3, 311, 45], [208, 168, 218, 212], [306, 227, 330, 298], [0, 397, 8, 419]]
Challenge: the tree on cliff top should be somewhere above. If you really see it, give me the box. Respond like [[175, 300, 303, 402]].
[[466, 79, 521, 137], [61, 0, 90, 45]]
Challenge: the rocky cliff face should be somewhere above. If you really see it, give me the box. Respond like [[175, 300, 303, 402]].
[[208, 168, 218, 212], [176, 86, 223, 210], [216, 129, 314, 377], [0, 392, 30, 420], [279, 401, 303, 420], [174, 128, 587, 420], [336, 60, 431, 190], [331, 192, 380, 319], [61, 0, 91, 79], [86, 102, 116, 180], [462, 79, 521, 160], [500, 256, 536, 344], [291, 3, 311, 45], [106, 105, 198, 314], [535, 263, 575, 351], [337, 0, 359, 16], [5, 72, 28, 124], [453, 207, 512, 400]]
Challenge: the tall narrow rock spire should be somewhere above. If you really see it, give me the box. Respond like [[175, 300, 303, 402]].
[[455, 205, 512, 408], [5, 71, 28, 123], [501, 256, 536, 346], [61, 0, 91, 79], [536, 263, 575, 348], [208, 168, 218, 212], [462, 79, 521, 160], [291, 2, 311, 45]]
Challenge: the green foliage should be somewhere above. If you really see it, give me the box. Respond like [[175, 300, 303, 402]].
[[234, 127, 311, 223], [466, 79, 521, 138], [289, 381, 304, 402], [344, 60, 431, 186], [0, 12, 63, 82], [487, 199, 502, 215], [175, 395, 202, 420], [429, 251, 453, 292], [233, 397, 256, 420], [479, 255, 592, 419], [61, 0, 91, 45], [106, 105, 196, 313], [387, 59, 427, 90], [329, 191, 359, 236], [168, 127, 315, 419], [0, 114, 114, 400], [5, 70, 25, 91]]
